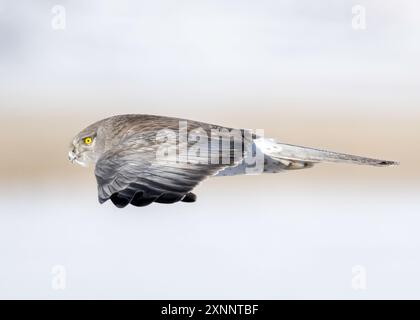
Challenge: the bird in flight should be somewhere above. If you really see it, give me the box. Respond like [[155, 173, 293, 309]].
[[68, 114, 398, 208]]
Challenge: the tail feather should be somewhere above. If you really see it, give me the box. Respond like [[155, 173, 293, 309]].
[[255, 138, 399, 167]]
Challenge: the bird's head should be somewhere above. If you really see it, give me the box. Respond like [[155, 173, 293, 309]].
[[68, 124, 105, 167]]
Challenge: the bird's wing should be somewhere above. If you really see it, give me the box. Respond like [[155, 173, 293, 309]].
[[95, 128, 250, 207]]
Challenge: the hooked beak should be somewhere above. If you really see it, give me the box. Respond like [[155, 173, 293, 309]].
[[68, 150, 88, 167], [68, 150, 77, 163]]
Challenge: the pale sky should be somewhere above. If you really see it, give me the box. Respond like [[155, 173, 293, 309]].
[[0, 0, 419, 115]]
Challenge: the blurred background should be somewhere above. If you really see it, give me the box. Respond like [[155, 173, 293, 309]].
[[0, 0, 419, 299]]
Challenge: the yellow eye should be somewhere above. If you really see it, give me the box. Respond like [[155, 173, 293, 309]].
[[84, 137, 93, 145]]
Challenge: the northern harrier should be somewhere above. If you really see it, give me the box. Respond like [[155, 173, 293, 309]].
[[68, 114, 397, 208]]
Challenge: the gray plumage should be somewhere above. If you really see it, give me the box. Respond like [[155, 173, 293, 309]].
[[68, 114, 398, 208]]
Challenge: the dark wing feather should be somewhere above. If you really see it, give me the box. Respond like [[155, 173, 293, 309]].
[[94, 126, 251, 207], [95, 153, 223, 207]]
